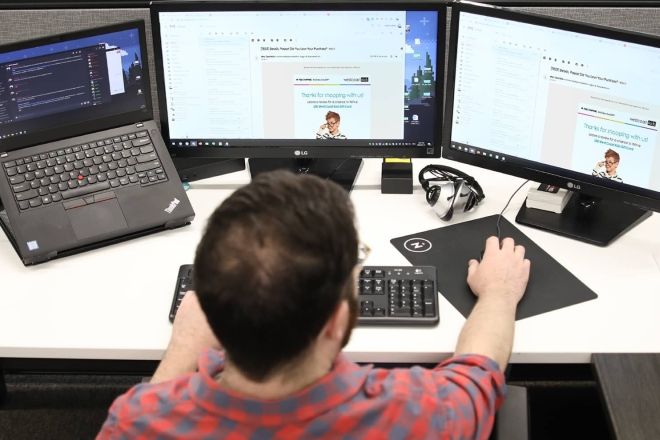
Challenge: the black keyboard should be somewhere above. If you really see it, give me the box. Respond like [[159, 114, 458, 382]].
[[2, 129, 167, 212], [170, 265, 439, 326]]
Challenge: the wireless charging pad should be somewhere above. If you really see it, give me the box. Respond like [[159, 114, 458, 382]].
[[391, 215, 598, 320]]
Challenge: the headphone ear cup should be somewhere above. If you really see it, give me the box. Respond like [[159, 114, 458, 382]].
[[464, 191, 477, 211], [464, 184, 483, 211], [451, 180, 470, 213], [441, 204, 454, 221], [426, 185, 440, 206], [431, 181, 456, 220]]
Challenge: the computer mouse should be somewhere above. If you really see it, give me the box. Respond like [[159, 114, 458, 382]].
[[480, 238, 505, 261]]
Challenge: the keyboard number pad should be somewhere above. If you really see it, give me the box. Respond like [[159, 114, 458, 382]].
[[358, 266, 438, 324], [385, 280, 435, 317]]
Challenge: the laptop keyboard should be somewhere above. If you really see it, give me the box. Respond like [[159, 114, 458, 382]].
[[2, 130, 167, 211]]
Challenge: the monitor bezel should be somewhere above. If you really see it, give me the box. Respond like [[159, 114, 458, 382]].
[[442, 2, 660, 213], [0, 20, 153, 153], [150, 0, 446, 160]]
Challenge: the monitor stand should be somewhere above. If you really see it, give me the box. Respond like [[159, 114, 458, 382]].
[[516, 192, 652, 246], [172, 157, 246, 183], [248, 158, 362, 192]]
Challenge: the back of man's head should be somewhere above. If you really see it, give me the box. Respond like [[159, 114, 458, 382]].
[[194, 171, 358, 382]]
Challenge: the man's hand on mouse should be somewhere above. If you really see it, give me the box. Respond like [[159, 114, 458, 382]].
[[467, 236, 530, 305]]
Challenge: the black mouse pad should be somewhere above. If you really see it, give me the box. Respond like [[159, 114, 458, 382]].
[[390, 215, 597, 320]]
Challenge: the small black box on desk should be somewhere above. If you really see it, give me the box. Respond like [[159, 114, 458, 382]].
[[381, 159, 413, 194]]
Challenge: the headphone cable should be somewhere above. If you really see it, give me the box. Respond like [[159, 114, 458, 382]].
[[496, 179, 530, 241]]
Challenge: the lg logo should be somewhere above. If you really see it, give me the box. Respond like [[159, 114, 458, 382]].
[[294, 150, 309, 156], [567, 182, 581, 190], [403, 238, 432, 253]]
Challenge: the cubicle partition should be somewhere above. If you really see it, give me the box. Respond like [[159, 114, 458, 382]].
[[511, 6, 660, 34]]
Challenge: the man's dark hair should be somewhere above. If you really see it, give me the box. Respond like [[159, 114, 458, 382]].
[[194, 171, 358, 382]]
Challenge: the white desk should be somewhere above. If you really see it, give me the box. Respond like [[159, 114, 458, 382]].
[[2, 159, 659, 364]]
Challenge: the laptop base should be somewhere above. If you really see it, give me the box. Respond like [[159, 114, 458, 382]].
[[0, 208, 191, 266]]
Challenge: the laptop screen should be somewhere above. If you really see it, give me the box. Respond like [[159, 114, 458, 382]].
[[0, 21, 152, 152]]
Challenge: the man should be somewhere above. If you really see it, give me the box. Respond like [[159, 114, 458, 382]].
[[316, 110, 347, 139], [592, 148, 623, 183], [98, 171, 530, 439]]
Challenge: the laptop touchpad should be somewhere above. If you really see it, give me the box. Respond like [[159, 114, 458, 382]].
[[67, 199, 128, 241]]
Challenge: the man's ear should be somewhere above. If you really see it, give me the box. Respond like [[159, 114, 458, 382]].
[[321, 299, 349, 343], [320, 267, 358, 342]]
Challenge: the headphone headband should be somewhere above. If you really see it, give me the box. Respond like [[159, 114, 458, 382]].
[[418, 164, 484, 197]]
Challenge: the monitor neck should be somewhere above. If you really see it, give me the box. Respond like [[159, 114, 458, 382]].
[[248, 158, 362, 192]]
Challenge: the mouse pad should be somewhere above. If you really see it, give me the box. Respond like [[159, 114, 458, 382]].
[[390, 215, 598, 320]]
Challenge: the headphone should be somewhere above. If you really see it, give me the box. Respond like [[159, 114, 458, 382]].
[[418, 165, 485, 220]]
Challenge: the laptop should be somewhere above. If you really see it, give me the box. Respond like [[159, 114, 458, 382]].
[[0, 20, 194, 265]]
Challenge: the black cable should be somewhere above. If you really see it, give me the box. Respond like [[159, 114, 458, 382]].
[[496, 180, 529, 241]]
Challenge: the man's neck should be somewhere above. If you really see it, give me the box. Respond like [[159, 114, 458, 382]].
[[217, 351, 336, 400]]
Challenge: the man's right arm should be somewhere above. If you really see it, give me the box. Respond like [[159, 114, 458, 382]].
[[454, 236, 530, 371], [150, 291, 221, 384]]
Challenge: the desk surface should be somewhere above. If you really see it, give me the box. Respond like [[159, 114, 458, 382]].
[[2, 159, 659, 364]]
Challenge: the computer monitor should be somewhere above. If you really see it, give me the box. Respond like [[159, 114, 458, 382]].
[[151, 1, 444, 190], [443, 3, 660, 245]]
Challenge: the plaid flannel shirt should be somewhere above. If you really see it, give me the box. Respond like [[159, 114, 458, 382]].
[[98, 349, 505, 439]]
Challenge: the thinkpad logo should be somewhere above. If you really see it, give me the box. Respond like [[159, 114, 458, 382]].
[[164, 198, 180, 214]]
